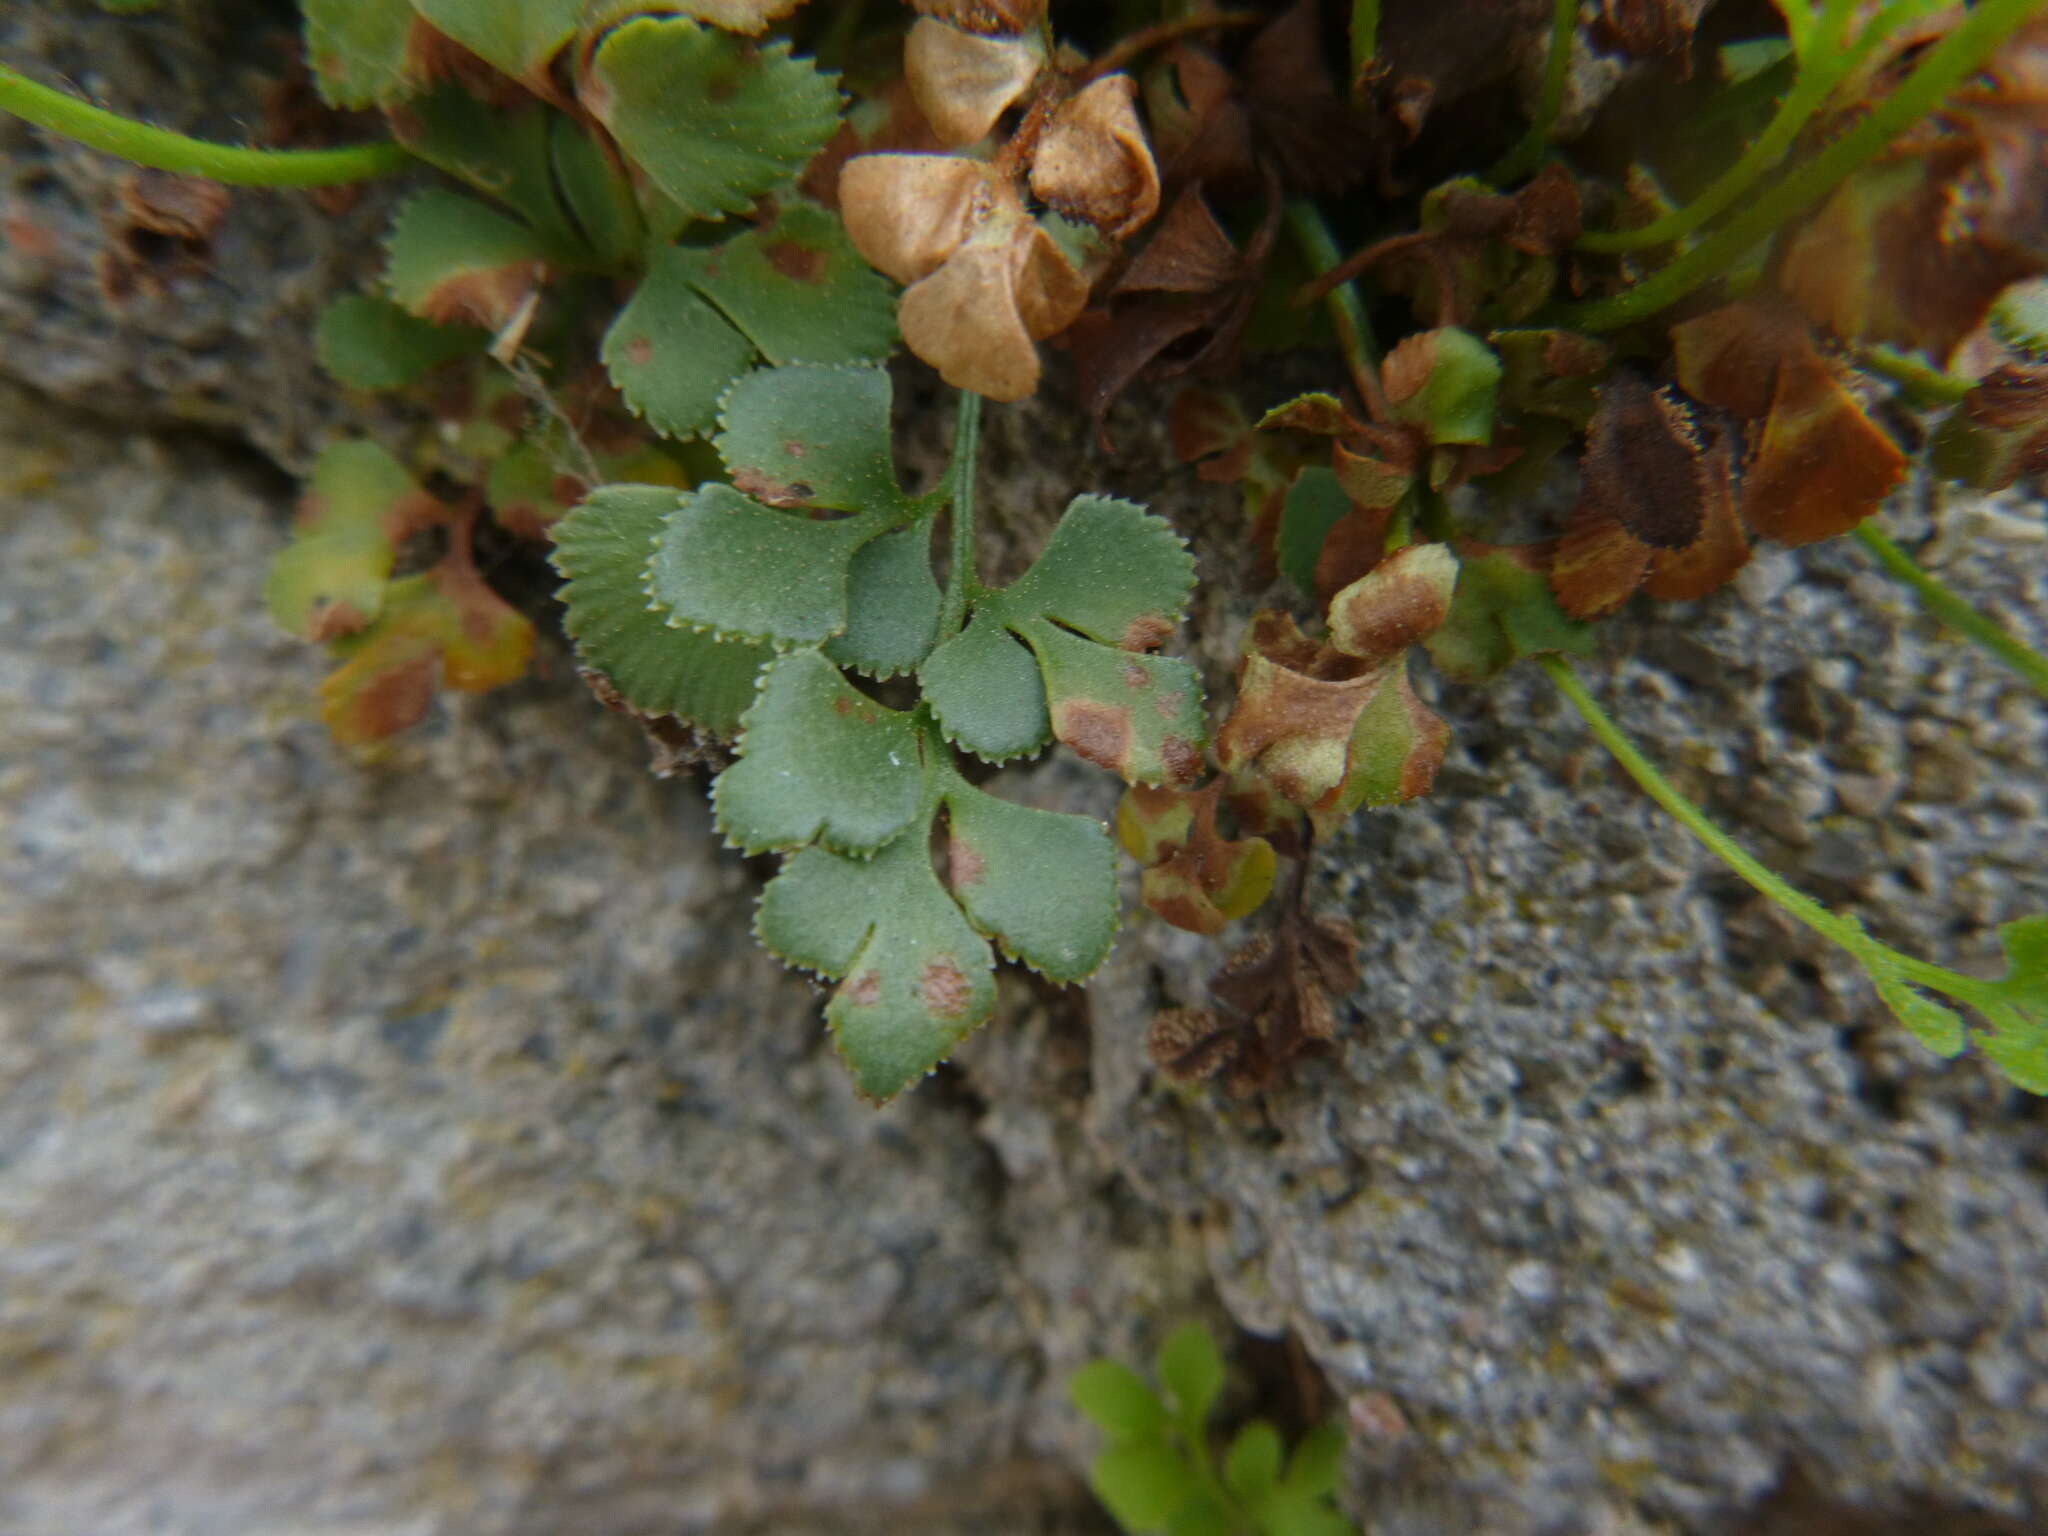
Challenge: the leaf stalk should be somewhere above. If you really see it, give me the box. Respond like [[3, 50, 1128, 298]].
[[0, 61, 410, 187], [939, 390, 983, 637], [1851, 522, 2048, 702]]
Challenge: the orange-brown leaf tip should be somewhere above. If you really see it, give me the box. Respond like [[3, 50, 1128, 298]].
[[1548, 507, 1651, 620], [1739, 352, 1907, 545]]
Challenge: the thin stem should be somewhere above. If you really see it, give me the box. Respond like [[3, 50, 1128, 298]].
[[1540, 653, 1871, 946], [1540, 651, 2024, 1021], [1082, 7, 1265, 84], [1859, 343, 1974, 405], [1488, 0, 1577, 184], [1561, 0, 2042, 332], [1349, 0, 1382, 98], [1577, 0, 1856, 253], [1284, 199, 1387, 421], [0, 61, 410, 186], [1852, 522, 2048, 702], [939, 390, 983, 637]]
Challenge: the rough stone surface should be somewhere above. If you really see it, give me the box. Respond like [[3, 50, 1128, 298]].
[[5, 5, 2048, 1536], [0, 0, 395, 472]]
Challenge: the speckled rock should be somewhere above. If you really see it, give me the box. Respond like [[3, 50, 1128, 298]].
[[0, 0, 393, 471], [0, 389, 1152, 1536], [1068, 472, 2048, 1534]]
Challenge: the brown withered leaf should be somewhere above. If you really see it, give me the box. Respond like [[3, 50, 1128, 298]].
[[1147, 43, 1259, 196], [1742, 351, 1907, 545], [904, 17, 1044, 148], [1030, 73, 1161, 239], [99, 172, 231, 301], [1241, 0, 1375, 197], [842, 154, 1086, 400], [1548, 372, 1748, 619], [1326, 542, 1459, 664], [1115, 183, 1241, 293], [580, 668, 733, 777], [1120, 781, 1277, 936], [1779, 17, 2048, 364], [1506, 162, 1583, 257], [912, 0, 1046, 36], [1149, 913, 1361, 1093], [1596, 0, 1701, 72], [1215, 611, 1390, 813], [1216, 547, 1455, 823], [838, 153, 991, 284], [1671, 300, 1908, 546], [1061, 176, 1281, 445]]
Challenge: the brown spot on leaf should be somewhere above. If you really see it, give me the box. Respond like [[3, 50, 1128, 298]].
[[764, 239, 826, 284], [624, 336, 654, 367], [1121, 662, 1149, 691], [731, 469, 814, 507], [847, 971, 882, 1008], [1159, 735, 1202, 787], [949, 837, 986, 889], [305, 598, 369, 644], [832, 695, 855, 716], [919, 957, 974, 1018], [1054, 700, 1134, 776], [1120, 614, 1173, 652]]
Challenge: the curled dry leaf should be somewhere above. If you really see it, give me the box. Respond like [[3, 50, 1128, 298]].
[[911, 0, 1047, 37], [1145, 42, 1258, 195], [904, 17, 1045, 147], [841, 153, 1087, 398], [1061, 176, 1282, 446], [1595, 0, 1702, 71], [1671, 300, 1908, 547], [838, 153, 992, 283], [1029, 74, 1161, 240], [1216, 610, 1391, 813], [1779, 17, 2048, 364], [1240, 0, 1374, 197], [1148, 914, 1360, 1093], [1548, 371, 1747, 619], [1931, 363, 2048, 490], [1216, 547, 1454, 831], [1118, 781, 1277, 936]]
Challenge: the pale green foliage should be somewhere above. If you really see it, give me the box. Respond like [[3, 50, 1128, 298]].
[[1071, 1324, 1354, 1536]]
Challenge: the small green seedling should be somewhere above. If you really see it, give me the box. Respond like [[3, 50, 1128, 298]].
[[1070, 1323, 1353, 1536]]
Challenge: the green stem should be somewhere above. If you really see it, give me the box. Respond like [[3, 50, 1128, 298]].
[[0, 61, 410, 186], [1561, 0, 2042, 331], [1284, 198, 1384, 418], [1576, 0, 1856, 253], [1852, 522, 2048, 702], [1488, 0, 1577, 183], [1859, 344, 1974, 405], [1538, 652, 2010, 1007], [1538, 654, 1852, 941], [939, 390, 983, 637], [1349, 0, 1381, 98]]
